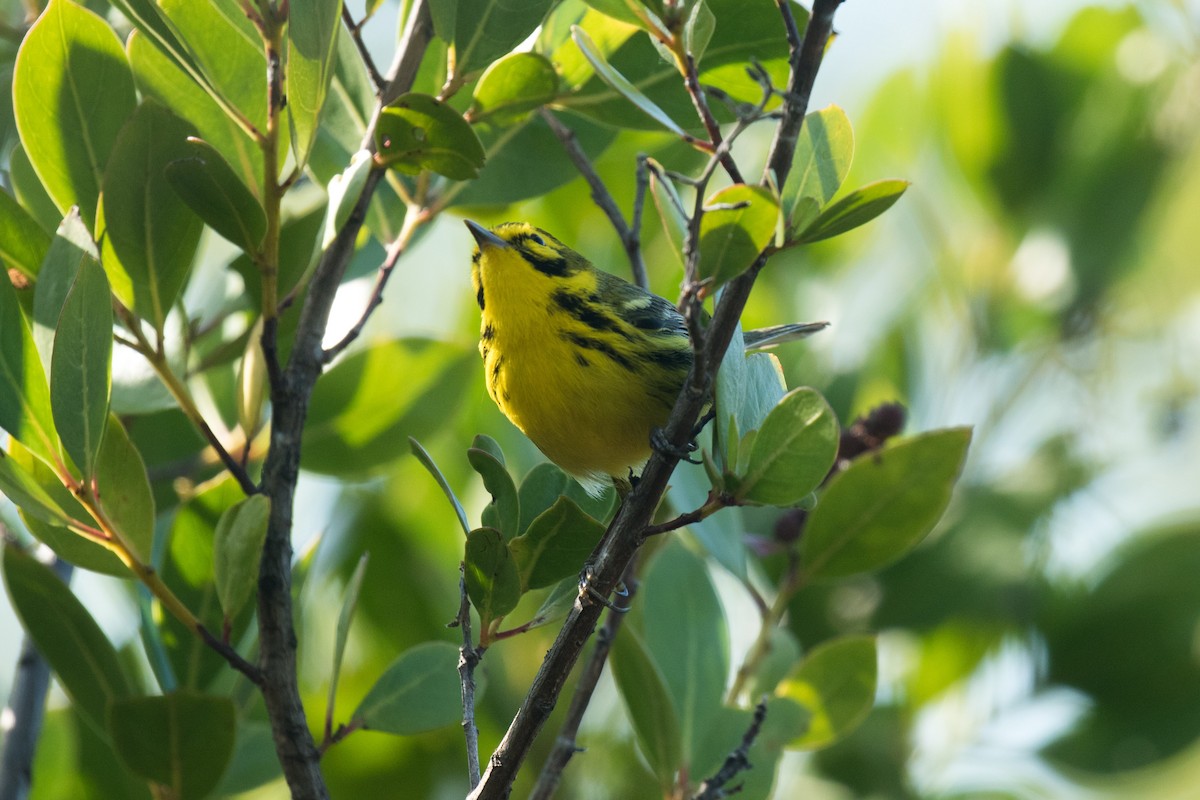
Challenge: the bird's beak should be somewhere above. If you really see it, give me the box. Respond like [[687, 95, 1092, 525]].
[[464, 219, 509, 250]]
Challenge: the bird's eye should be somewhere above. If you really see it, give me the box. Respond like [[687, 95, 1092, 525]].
[[529, 233, 545, 246]]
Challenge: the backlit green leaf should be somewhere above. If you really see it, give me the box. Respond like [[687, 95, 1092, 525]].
[[94, 415, 155, 563], [781, 105, 854, 233], [737, 387, 839, 506], [469, 52, 560, 125], [468, 437, 520, 540], [409, 437, 471, 536], [98, 102, 204, 332], [611, 626, 682, 789], [452, 0, 556, 79], [698, 184, 779, 288], [571, 25, 688, 137], [375, 93, 486, 180], [795, 178, 910, 243], [50, 259, 112, 478], [31, 210, 97, 373], [778, 636, 877, 749], [212, 494, 271, 618], [12, 0, 137, 229], [803, 427, 972, 580], [108, 691, 235, 800], [165, 138, 267, 250], [3, 543, 132, 736], [0, 265, 60, 465], [0, 190, 52, 279], [353, 642, 462, 735], [329, 553, 369, 729], [288, 0, 344, 167]]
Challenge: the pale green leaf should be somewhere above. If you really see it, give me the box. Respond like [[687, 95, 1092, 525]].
[[611, 626, 682, 789], [698, 184, 779, 288], [778, 636, 878, 749], [737, 387, 839, 507], [213, 494, 271, 618], [795, 179, 910, 243], [288, 0, 344, 167], [353, 642, 462, 735]]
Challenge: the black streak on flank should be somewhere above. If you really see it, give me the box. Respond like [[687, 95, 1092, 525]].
[[523, 251, 575, 278], [575, 352, 590, 367], [565, 332, 634, 371], [481, 323, 495, 341], [476, 284, 485, 310], [491, 354, 504, 382], [551, 290, 633, 340]]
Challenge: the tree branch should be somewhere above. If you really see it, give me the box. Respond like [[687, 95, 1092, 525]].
[[539, 108, 648, 288], [453, 567, 485, 789], [254, 3, 434, 799], [689, 697, 769, 800], [468, 4, 843, 796]]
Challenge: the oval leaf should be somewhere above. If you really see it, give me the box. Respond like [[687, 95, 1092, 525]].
[[99, 102, 204, 332], [782, 105, 854, 233], [374, 93, 485, 180], [802, 427, 972, 580], [451, 0, 556, 78], [0, 265, 60, 465], [509, 496, 606, 591], [468, 438, 520, 541], [737, 387, 839, 506], [777, 635, 877, 750], [2, 543, 132, 735], [353, 641, 462, 735], [464, 526, 521, 622], [287, 0, 344, 167], [0, 189, 52, 279], [108, 691, 236, 800], [50, 258, 112, 478], [94, 415, 156, 562], [470, 52, 560, 125], [13, 0, 137, 228], [213, 494, 271, 618], [165, 138, 267, 250], [795, 178, 910, 243], [611, 626, 683, 789], [698, 184, 779, 288]]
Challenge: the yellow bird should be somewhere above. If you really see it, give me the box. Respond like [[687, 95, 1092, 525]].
[[466, 220, 824, 494]]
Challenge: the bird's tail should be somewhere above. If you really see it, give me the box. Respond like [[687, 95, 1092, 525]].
[[742, 321, 829, 350]]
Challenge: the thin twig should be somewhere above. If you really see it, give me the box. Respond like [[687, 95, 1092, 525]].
[[453, 567, 485, 788], [529, 560, 640, 800], [467, 4, 843, 796], [689, 697, 770, 800], [682, 53, 743, 184], [341, 5, 386, 92], [197, 623, 264, 685], [539, 108, 648, 287], [631, 155, 652, 289]]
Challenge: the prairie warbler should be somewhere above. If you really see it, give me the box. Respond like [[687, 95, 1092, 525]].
[[466, 220, 824, 494]]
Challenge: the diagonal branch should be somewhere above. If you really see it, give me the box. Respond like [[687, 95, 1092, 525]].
[[468, 3, 845, 797]]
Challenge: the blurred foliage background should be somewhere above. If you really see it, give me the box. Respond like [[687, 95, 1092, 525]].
[[3, 0, 1200, 798]]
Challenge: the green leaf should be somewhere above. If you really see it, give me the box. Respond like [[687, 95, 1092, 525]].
[[451, 0, 556, 78], [165, 138, 267, 250], [322, 149, 374, 250], [684, 0, 715, 60], [329, 552, 369, 732], [0, 263, 60, 465], [155, 0, 267, 132], [698, 184, 779, 288], [93, 415, 155, 563], [12, 0, 137, 229], [303, 340, 475, 476], [517, 461, 615, 534], [98, 102, 204, 332], [777, 636, 878, 749], [570, 25, 688, 137], [0, 189, 52, 278], [409, 437, 471, 536], [108, 691, 236, 800], [353, 642, 462, 735], [581, 0, 649, 27], [9, 145, 64, 235], [802, 427, 972, 580], [287, 0, 344, 168], [464, 527, 521, 622], [50, 259, 112, 479], [127, 29, 264, 197], [449, 109, 616, 207], [32, 210, 97, 373], [212, 494, 271, 618], [509, 496, 606, 591], [611, 626, 683, 790], [2, 543, 132, 736], [643, 540, 728, 767], [0, 448, 75, 530], [469, 52, 560, 125], [781, 105, 854, 233], [374, 93, 486, 180], [468, 438, 520, 541], [736, 387, 839, 506], [795, 178, 910, 243]]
